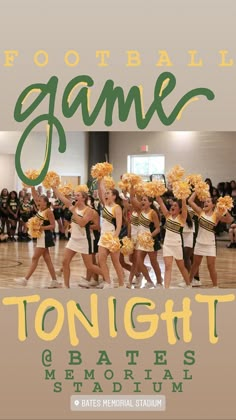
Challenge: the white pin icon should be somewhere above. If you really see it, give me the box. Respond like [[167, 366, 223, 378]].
[[74, 400, 80, 406]]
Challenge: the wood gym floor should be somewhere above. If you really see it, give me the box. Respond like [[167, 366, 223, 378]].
[[0, 237, 235, 289]]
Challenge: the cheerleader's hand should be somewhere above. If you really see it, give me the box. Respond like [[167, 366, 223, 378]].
[[69, 205, 75, 212]]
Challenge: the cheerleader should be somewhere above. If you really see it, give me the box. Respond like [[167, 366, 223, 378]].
[[156, 196, 190, 288], [97, 178, 125, 288], [14, 188, 59, 287], [0, 188, 9, 236], [128, 207, 144, 287], [78, 195, 101, 287], [53, 187, 103, 288], [131, 189, 163, 288], [188, 192, 233, 287], [183, 208, 194, 272], [7, 191, 19, 241]]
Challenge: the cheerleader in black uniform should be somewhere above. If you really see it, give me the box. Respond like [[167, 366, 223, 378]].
[[0, 189, 9, 236], [14, 188, 59, 287], [7, 191, 19, 241]]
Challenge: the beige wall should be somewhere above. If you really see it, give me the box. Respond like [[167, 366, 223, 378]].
[[110, 131, 236, 187]]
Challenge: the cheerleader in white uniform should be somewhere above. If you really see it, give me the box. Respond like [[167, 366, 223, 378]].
[[98, 178, 125, 288], [128, 208, 144, 287], [53, 188, 103, 288], [188, 192, 233, 287], [14, 188, 59, 287], [130, 188, 163, 288], [156, 196, 190, 288]]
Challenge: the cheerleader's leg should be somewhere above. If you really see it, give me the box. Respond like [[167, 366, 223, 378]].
[[175, 259, 191, 285], [25, 248, 46, 280], [206, 256, 217, 287], [110, 251, 125, 287], [43, 249, 57, 280], [189, 255, 203, 283], [148, 251, 163, 285], [98, 246, 111, 284], [62, 248, 77, 288], [163, 256, 173, 288]]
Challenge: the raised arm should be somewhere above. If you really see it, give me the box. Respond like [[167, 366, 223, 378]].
[[52, 187, 72, 208], [31, 187, 40, 208], [180, 198, 187, 224], [216, 211, 233, 225], [151, 210, 160, 237], [69, 206, 93, 228], [114, 205, 123, 237], [98, 179, 106, 206], [129, 186, 142, 211], [155, 196, 170, 218], [188, 192, 202, 216]]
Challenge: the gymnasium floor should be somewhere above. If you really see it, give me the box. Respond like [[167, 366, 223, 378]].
[[0, 238, 235, 289]]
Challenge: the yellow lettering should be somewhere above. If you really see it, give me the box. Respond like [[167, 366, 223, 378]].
[[195, 294, 235, 344], [126, 50, 141, 67], [156, 50, 173, 67], [34, 50, 48, 67], [96, 50, 110, 66], [219, 50, 234, 67], [67, 294, 99, 346], [4, 50, 19, 67], [2, 295, 40, 341], [35, 298, 64, 341], [160, 298, 192, 345], [64, 50, 80, 67], [188, 50, 203, 67], [124, 297, 158, 339]]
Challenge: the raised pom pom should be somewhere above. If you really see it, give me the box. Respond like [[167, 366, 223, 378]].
[[172, 181, 191, 200], [167, 165, 185, 185], [42, 171, 60, 189], [91, 162, 113, 180], [143, 181, 167, 198], [22, 169, 40, 188]]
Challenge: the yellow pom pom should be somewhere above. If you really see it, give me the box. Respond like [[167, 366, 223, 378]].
[[118, 181, 129, 192], [22, 169, 40, 188], [99, 232, 121, 252], [143, 181, 167, 198], [104, 176, 116, 190], [194, 181, 210, 201], [74, 184, 89, 194], [91, 162, 113, 179], [216, 196, 233, 216], [133, 182, 145, 197], [172, 181, 191, 200], [120, 236, 134, 255], [121, 173, 142, 188], [167, 165, 185, 185], [58, 184, 73, 196], [137, 232, 154, 251], [42, 171, 60, 189], [185, 174, 203, 186], [27, 216, 43, 238]]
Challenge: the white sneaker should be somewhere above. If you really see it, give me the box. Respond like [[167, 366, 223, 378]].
[[134, 274, 143, 288], [88, 279, 99, 287], [192, 279, 202, 287], [102, 282, 114, 289], [178, 281, 188, 288], [48, 280, 61, 288], [143, 281, 155, 289], [156, 283, 164, 289], [14, 277, 27, 286], [213, 286, 219, 289], [78, 277, 90, 288]]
